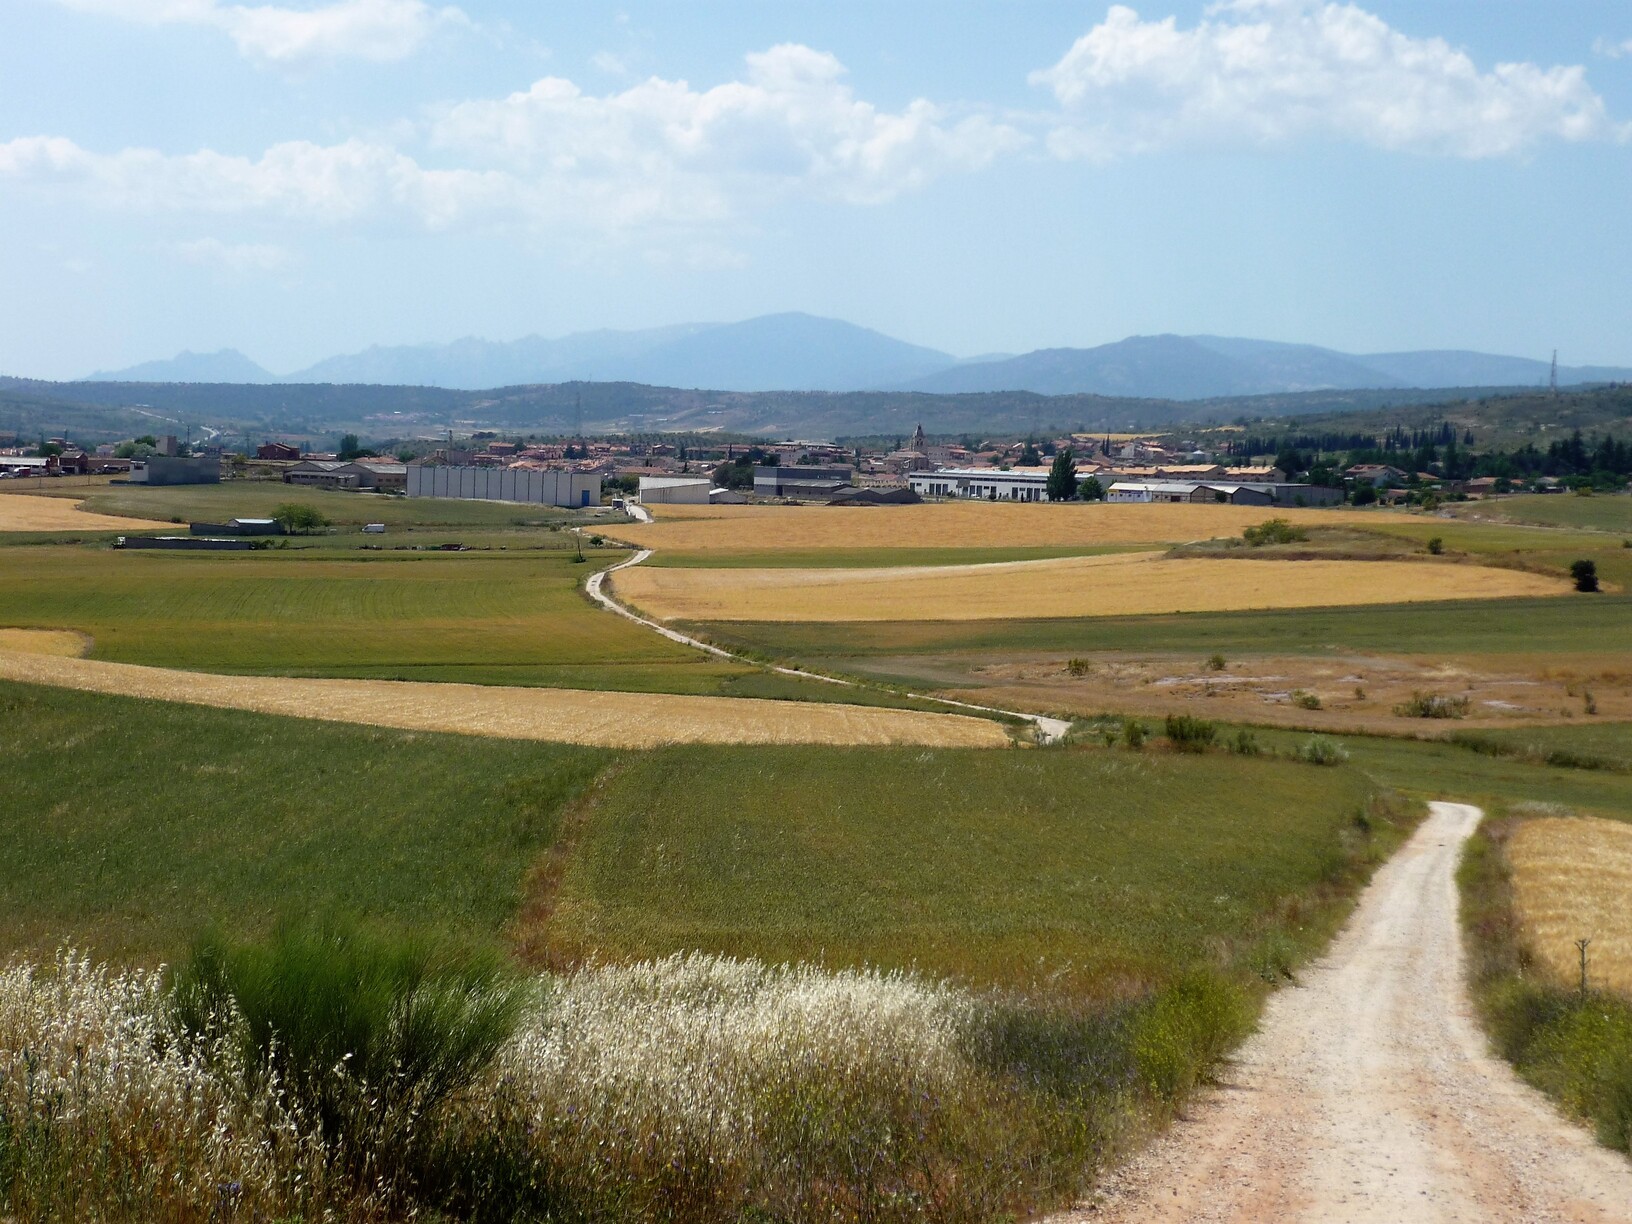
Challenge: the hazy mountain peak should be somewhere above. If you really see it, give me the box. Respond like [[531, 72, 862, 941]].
[[87, 348, 274, 384]]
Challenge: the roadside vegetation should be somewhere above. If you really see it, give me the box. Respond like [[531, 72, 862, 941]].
[[1461, 813, 1632, 1153]]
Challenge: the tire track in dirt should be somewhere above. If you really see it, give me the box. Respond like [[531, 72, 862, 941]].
[[1053, 802, 1632, 1223]]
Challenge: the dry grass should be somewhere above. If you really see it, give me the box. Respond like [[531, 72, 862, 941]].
[[611, 553, 1569, 624], [0, 628, 90, 656], [0, 649, 1008, 749], [0, 493, 157, 532], [1510, 817, 1632, 995], [611, 501, 1383, 555], [945, 649, 1632, 732]]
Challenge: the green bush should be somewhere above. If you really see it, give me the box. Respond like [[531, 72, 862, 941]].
[[1241, 518, 1308, 547], [1292, 690, 1322, 710], [170, 922, 527, 1148], [1295, 736, 1349, 766], [1394, 691, 1470, 719], [1120, 718, 1148, 750], [1230, 729, 1261, 757], [1163, 714, 1217, 752], [1572, 560, 1599, 593], [1426, 536, 1444, 555], [1205, 653, 1226, 672]]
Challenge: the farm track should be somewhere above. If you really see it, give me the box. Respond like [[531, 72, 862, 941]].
[[1054, 802, 1632, 1223], [0, 647, 1009, 749], [586, 532, 1072, 744]]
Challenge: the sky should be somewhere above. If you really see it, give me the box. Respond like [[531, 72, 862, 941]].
[[2, 0, 1630, 379]]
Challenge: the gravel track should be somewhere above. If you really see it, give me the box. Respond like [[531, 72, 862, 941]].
[[1054, 801, 1632, 1223]]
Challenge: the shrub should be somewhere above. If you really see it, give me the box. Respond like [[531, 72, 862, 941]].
[[1394, 691, 1470, 719], [1205, 653, 1226, 672], [1230, 729, 1262, 757], [1163, 714, 1217, 752], [1571, 560, 1599, 593], [1066, 657, 1091, 677], [170, 922, 527, 1152], [1241, 518, 1308, 547], [1121, 718, 1148, 750], [1292, 690, 1322, 710], [1426, 536, 1444, 555], [1295, 736, 1349, 766]]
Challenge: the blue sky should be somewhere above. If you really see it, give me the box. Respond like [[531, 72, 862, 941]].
[[2, 0, 1629, 379]]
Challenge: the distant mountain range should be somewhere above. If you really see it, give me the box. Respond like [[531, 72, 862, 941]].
[[85, 313, 1632, 400]]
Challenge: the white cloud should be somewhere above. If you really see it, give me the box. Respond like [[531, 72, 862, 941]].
[[1032, 0, 1622, 159], [431, 43, 1027, 208], [1594, 37, 1632, 59], [173, 236, 294, 271], [0, 45, 1019, 236], [53, 0, 466, 62], [0, 135, 505, 226]]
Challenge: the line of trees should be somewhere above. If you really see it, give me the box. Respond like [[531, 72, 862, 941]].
[[1228, 426, 1630, 489]]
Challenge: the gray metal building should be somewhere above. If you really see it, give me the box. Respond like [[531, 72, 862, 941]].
[[407, 465, 600, 508]]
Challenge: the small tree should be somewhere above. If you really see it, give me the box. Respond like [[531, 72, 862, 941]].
[[1079, 475, 1104, 502], [1020, 440, 1041, 466], [1046, 448, 1079, 501], [272, 503, 329, 535], [1571, 559, 1599, 592], [337, 433, 362, 461]]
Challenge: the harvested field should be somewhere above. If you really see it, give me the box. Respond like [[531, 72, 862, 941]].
[[611, 553, 1569, 623], [0, 650, 1008, 749], [0, 494, 158, 533], [0, 628, 89, 657], [1510, 816, 1632, 995], [610, 501, 1383, 555]]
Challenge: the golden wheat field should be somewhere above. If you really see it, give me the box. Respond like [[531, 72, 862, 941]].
[[606, 501, 1383, 555], [1510, 817, 1632, 995], [0, 649, 1008, 749], [0, 494, 157, 533], [610, 553, 1569, 623]]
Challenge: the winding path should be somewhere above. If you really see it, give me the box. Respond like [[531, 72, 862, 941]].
[[1055, 802, 1632, 1223], [587, 506, 1073, 743]]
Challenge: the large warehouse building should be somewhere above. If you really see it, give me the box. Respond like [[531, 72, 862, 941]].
[[407, 465, 600, 508]]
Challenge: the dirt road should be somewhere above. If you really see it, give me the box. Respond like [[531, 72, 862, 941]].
[[1060, 801, 1632, 1223]]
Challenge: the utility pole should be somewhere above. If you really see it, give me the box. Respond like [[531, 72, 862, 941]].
[[1550, 350, 1559, 396]]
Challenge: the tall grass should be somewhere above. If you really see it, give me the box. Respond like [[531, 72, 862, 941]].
[[0, 949, 1259, 1223]]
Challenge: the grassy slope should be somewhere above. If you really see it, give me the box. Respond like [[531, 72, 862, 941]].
[[538, 744, 1377, 995], [0, 680, 610, 962]]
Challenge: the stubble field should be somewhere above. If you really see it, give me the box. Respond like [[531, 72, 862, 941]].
[[611, 551, 1567, 623], [1509, 816, 1632, 995], [608, 500, 1382, 555]]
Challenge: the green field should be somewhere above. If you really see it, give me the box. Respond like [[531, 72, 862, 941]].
[[0, 543, 948, 705], [693, 592, 1632, 676], [1456, 492, 1632, 534], [538, 743, 1380, 994], [0, 680, 610, 961], [68, 481, 613, 529], [2, 680, 1390, 999]]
